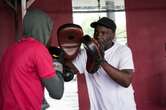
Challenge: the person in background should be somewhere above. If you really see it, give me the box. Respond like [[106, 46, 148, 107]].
[[72, 17, 136, 110], [0, 9, 64, 110]]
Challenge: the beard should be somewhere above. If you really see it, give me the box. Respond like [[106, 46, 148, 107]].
[[104, 39, 113, 50], [97, 37, 113, 50]]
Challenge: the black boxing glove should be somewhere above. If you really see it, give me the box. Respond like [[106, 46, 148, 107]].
[[48, 46, 74, 82], [48, 46, 64, 63], [48, 46, 64, 78], [82, 35, 104, 74], [63, 65, 74, 82]]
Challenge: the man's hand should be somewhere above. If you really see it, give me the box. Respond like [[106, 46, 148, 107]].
[[93, 38, 105, 63]]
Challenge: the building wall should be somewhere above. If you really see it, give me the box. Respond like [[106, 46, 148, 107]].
[[0, 0, 16, 59], [125, 0, 166, 109], [0, 0, 72, 58], [31, 0, 73, 46]]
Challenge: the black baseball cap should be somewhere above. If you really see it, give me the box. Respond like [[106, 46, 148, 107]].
[[90, 17, 116, 32]]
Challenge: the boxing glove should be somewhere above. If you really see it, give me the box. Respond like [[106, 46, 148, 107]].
[[48, 46, 64, 77], [63, 65, 74, 82], [48, 46, 74, 82]]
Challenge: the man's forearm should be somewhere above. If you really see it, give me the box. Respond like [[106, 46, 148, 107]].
[[42, 74, 64, 99]]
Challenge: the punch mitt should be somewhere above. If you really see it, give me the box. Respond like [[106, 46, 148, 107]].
[[82, 35, 103, 74], [57, 23, 83, 61]]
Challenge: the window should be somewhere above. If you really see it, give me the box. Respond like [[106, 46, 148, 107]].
[[73, 0, 127, 44]]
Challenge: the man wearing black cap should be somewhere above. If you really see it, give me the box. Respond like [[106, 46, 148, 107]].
[[72, 17, 136, 110]]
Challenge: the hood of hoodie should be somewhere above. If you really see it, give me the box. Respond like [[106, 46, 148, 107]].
[[23, 9, 53, 45]]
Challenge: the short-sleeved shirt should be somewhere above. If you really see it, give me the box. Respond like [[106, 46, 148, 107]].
[[73, 42, 136, 110], [0, 37, 55, 110]]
